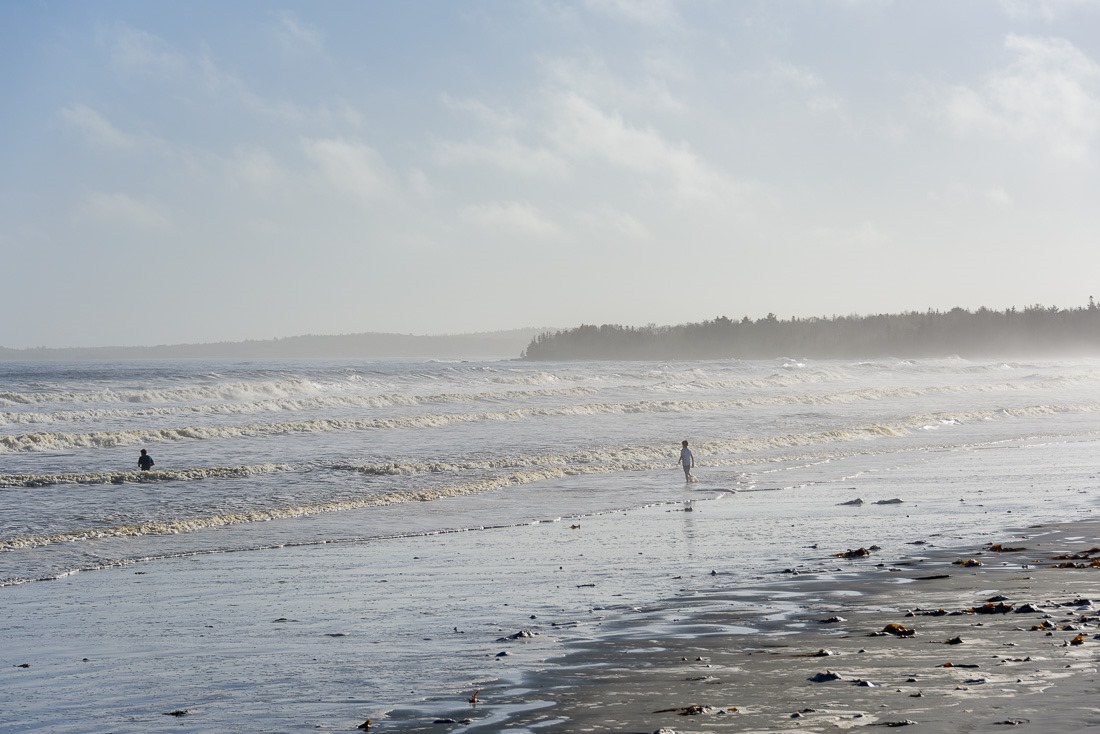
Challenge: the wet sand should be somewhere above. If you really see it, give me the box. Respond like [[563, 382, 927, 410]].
[[393, 518, 1100, 733]]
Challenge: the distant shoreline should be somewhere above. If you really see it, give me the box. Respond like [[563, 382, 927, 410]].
[[0, 328, 549, 362]]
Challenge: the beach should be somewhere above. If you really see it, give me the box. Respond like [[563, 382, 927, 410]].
[[456, 519, 1100, 733], [5, 485, 1099, 733], [3, 357, 1100, 732]]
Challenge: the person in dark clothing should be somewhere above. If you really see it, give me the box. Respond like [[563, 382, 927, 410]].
[[138, 449, 155, 471]]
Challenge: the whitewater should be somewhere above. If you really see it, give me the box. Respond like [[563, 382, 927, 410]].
[[3, 356, 1100, 732]]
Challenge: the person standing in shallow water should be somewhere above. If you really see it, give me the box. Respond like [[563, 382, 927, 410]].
[[678, 440, 695, 482], [138, 449, 154, 471]]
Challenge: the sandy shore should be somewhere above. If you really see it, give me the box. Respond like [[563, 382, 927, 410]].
[[388, 517, 1100, 733]]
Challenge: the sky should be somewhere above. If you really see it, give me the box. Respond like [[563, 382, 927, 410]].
[[3, 0, 1100, 348]]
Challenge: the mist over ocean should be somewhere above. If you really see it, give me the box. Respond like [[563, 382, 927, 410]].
[[3, 356, 1100, 731]]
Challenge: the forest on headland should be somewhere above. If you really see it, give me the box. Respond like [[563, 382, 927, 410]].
[[521, 302, 1100, 361]]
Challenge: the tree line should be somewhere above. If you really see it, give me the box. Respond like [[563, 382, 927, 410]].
[[521, 302, 1100, 360]]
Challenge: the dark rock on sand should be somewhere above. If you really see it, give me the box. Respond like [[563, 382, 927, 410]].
[[808, 670, 843, 682], [653, 704, 726, 716], [972, 602, 1013, 614], [798, 648, 834, 657], [881, 623, 915, 637], [954, 559, 983, 567], [496, 629, 537, 642]]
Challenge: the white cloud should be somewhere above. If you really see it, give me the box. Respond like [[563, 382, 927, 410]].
[[435, 93, 568, 179], [60, 105, 138, 149], [200, 53, 329, 126], [548, 93, 750, 204], [985, 187, 1013, 208], [274, 11, 325, 54], [336, 99, 365, 128], [927, 183, 1014, 210], [99, 25, 188, 79], [461, 201, 559, 237], [76, 192, 170, 230], [584, 204, 650, 239], [939, 34, 1100, 158], [810, 220, 890, 251], [226, 147, 287, 189], [772, 62, 845, 118], [440, 94, 521, 131], [581, 0, 680, 28], [542, 57, 685, 114], [998, 0, 1100, 22], [407, 169, 433, 198], [302, 138, 393, 203], [435, 137, 569, 178]]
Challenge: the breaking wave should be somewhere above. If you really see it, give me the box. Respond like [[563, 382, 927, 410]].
[[0, 386, 597, 420], [4, 386, 1099, 452], [0, 467, 576, 552], [7, 403, 1086, 551], [0, 463, 290, 489]]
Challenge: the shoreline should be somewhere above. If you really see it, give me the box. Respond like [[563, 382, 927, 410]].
[[389, 516, 1100, 732]]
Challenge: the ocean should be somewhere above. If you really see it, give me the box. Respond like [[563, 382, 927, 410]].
[[2, 356, 1099, 731]]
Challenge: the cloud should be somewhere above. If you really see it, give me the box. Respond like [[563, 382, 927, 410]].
[[460, 201, 559, 237], [927, 182, 1014, 210], [199, 53, 330, 126], [226, 146, 287, 190], [440, 94, 521, 131], [302, 138, 393, 203], [548, 93, 750, 203], [435, 137, 569, 178], [542, 57, 685, 114], [98, 24, 188, 79], [60, 105, 139, 149], [810, 220, 890, 252], [273, 11, 325, 54], [584, 204, 650, 239], [771, 62, 846, 118], [581, 0, 680, 28], [96, 22, 336, 130], [938, 34, 1100, 158], [76, 192, 170, 230], [998, 0, 1100, 22]]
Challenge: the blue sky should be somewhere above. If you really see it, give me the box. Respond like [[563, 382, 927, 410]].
[[3, 0, 1100, 348]]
